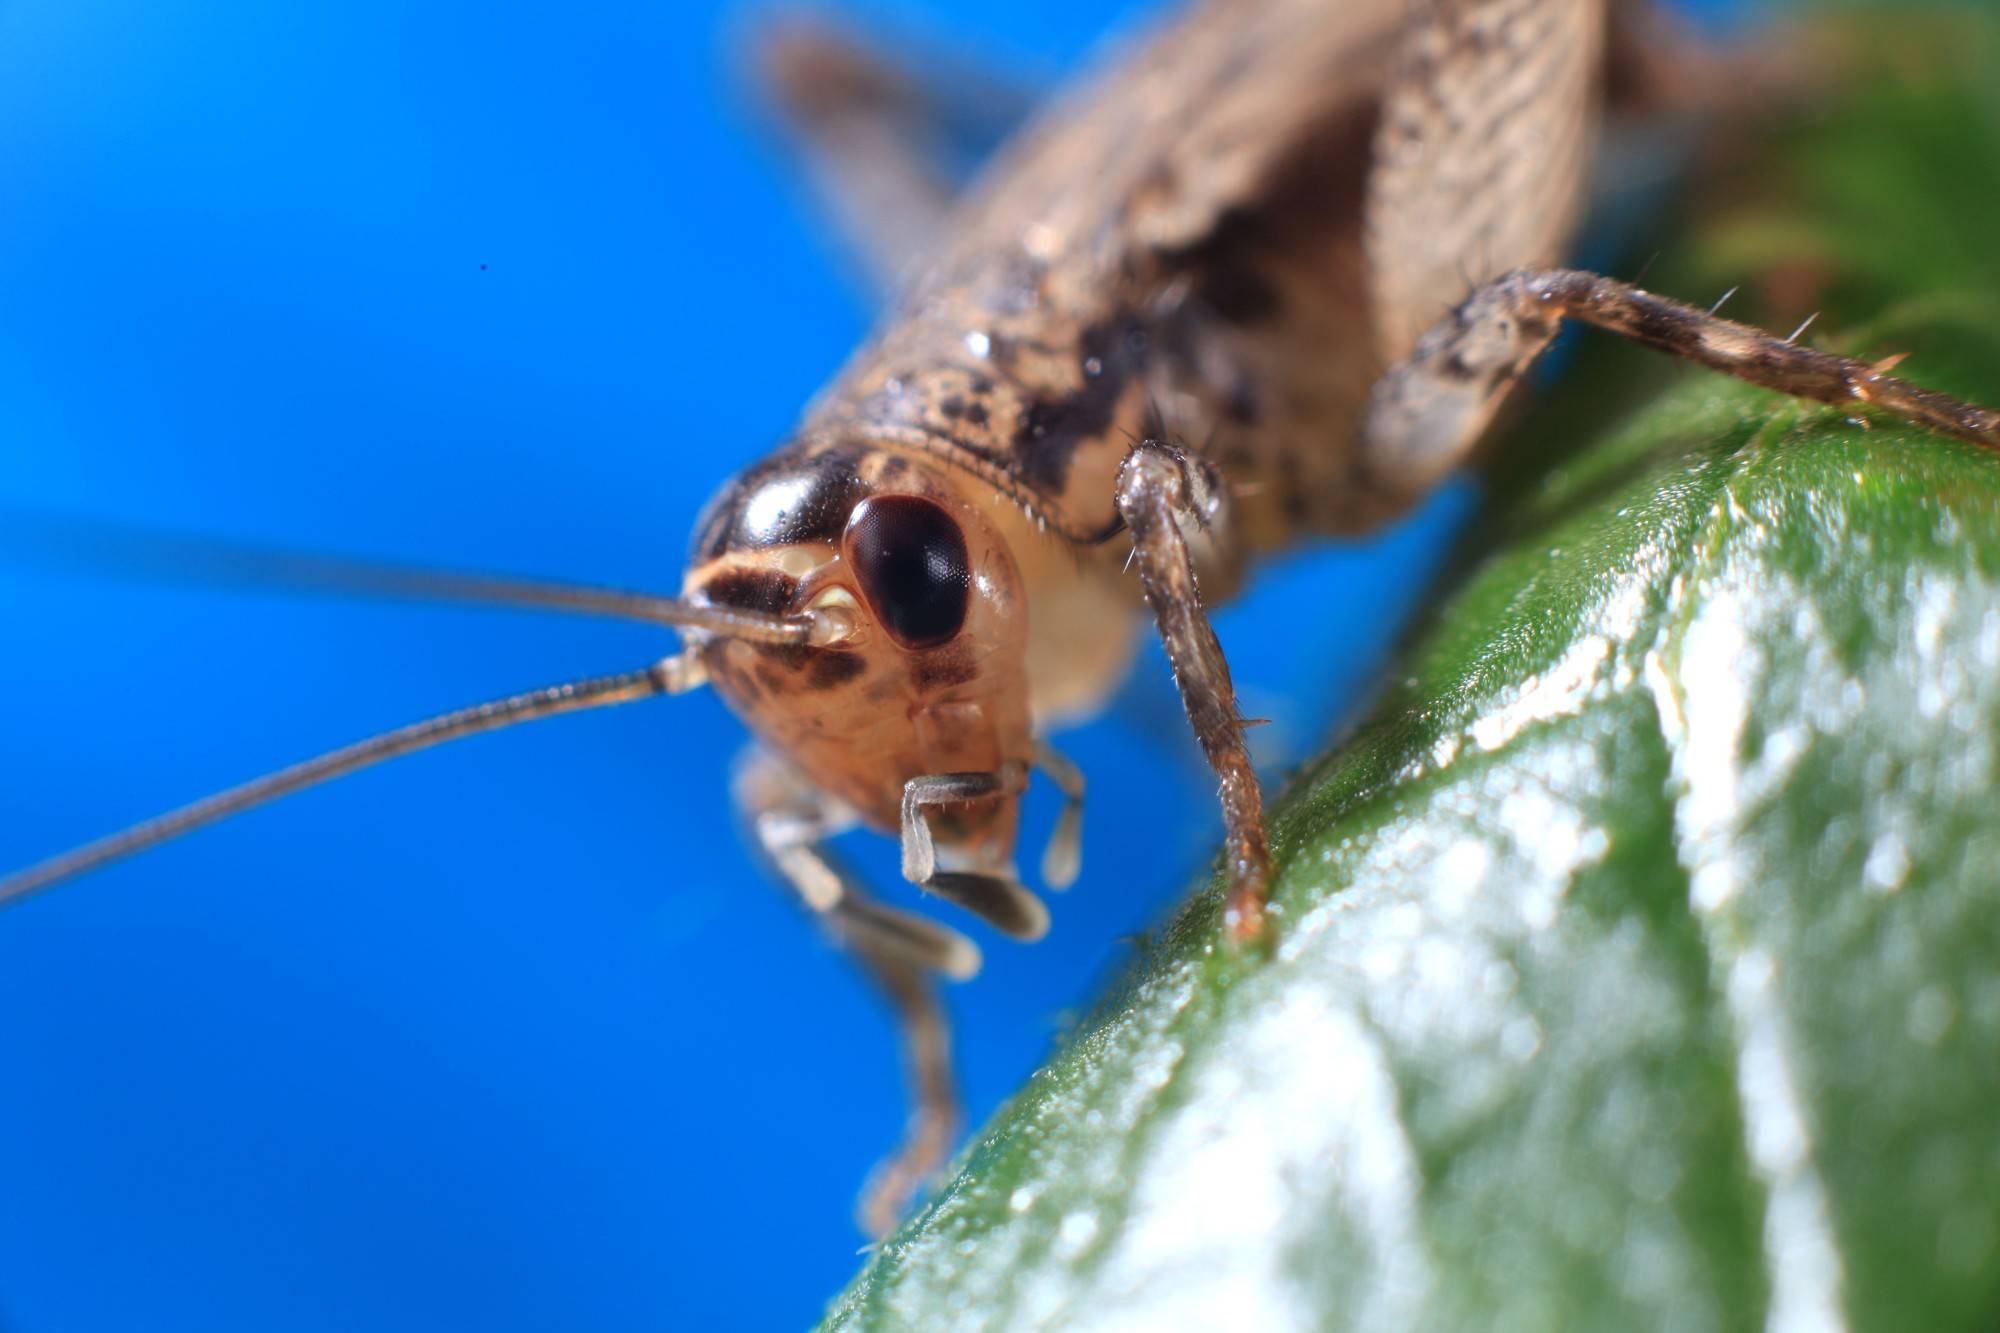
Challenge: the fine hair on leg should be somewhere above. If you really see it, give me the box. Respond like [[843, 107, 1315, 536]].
[[1357, 266, 2000, 515], [1113, 441, 1271, 944]]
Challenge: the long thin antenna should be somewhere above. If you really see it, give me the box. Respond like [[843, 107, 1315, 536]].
[[3, 511, 814, 645], [0, 654, 703, 910]]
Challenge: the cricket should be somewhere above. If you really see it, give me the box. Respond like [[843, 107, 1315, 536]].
[[7, 0, 1998, 1242]]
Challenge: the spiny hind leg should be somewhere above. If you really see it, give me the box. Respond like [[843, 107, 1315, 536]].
[[1353, 267, 2000, 514], [1113, 441, 1271, 944], [734, 750, 975, 1235]]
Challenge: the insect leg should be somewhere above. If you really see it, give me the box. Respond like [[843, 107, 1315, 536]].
[[899, 764, 1048, 941], [845, 938, 958, 1239], [1031, 739, 1084, 892], [1355, 267, 2000, 514], [748, 14, 1033, 298], [1114, 441, 1270, 945], [734, 750, 976, 1236], [738, 751, 982, 980]]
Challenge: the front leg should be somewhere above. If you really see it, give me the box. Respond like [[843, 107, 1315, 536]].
[[734, 750, 976, 1236], [1114, 441, 1271, 944]]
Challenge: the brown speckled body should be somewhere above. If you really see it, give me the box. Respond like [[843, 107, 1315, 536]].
[[813, 0, 1596, 543], [811, 0, 1403, 557], [690, 0, 1598, 851]]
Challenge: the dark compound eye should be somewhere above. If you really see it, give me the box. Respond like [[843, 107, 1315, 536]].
[[843, 495, 971, 650]]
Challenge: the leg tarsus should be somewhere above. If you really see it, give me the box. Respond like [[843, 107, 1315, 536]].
[[1114, 442, 1271, 945], [898, 764, 1046, 940]]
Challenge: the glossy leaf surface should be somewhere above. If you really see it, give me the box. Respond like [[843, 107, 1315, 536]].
[[826, 12, 2000, 1331]]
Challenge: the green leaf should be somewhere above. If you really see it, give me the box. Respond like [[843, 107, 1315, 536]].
[[825, 11, 2000, 1331]]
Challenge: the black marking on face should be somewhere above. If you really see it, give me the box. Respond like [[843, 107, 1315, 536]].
[[844, 495, 971, 651], [912, 653, 980, 692], [697, 567, 798, 616], [806, 650, 868, 690], [692, 442, 871, 561]]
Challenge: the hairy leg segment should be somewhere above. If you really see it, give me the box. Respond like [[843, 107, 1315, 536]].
[[1358, 267, 2000, 513]]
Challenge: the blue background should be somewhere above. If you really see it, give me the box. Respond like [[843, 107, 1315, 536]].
[[0, 0, 1739, 1328]]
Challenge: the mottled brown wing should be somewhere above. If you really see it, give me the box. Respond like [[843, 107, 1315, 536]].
[[926, 0, 1404, 293], [1364, 0, 1608, 362], [814, 0, 1413, 549], [814, 0, 1605, 550], [748, 15, 1042, 302]]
